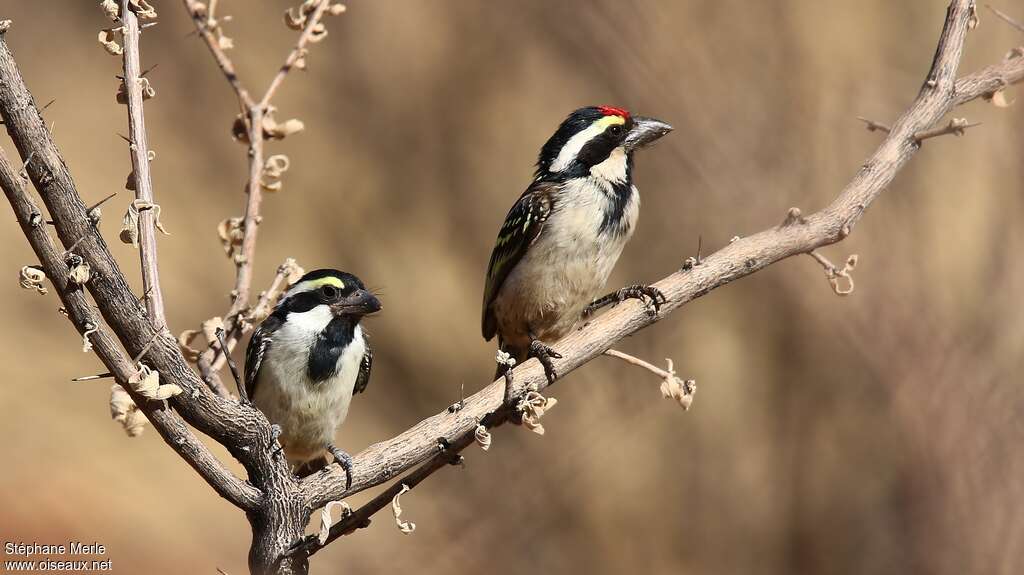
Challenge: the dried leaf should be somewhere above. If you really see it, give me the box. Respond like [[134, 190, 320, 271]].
[[218, 217, 245, 257], [658, 360, 696, 410], [110, 384, 147, 437], [474, 424, 492, 451], [517, 391, 557, 435], [127, 0, 158, 19], [329, 3, 346, 16], [81, 322, 99, 353], [391, 484, 416, 535], [178, 329, 202, 362], [19, 266, 47, 295], [120, 205, 139, 246], [100, 0, 120, 21], [987, 90, 1013, 108], [66, 254, 92, 286], [201, 317, 225, 345], [129, 364, 183, 401], [318, 501, 352, 544], [98, 28, 123, 56]]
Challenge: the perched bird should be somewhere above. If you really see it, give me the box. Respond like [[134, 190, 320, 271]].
[[482, 106, 672, 381], [245, 269, 380, 487]]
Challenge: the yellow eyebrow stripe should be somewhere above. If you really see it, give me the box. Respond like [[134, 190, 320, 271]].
[[307, 277, 345, 290], [594, 115, 626, 129]]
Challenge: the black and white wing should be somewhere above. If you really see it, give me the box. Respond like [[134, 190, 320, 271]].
[[480, 181, 556, 341], [244, 315, 282, 399], [354, 346, 372, 395]]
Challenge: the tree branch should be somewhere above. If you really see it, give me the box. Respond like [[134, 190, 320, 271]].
[[0, 144, 259, 510], [120, 0, 166, 326], [303, 0, 1024, 519]]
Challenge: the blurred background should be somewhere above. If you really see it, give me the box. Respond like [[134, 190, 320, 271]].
[[1, 1, 1022, 573]]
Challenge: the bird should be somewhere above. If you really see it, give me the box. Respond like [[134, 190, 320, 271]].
[[482, 105, 672, 382], [244, 268, 380, 488]]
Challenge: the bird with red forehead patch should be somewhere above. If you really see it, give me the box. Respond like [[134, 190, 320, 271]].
[[482, 106, 673, 382]]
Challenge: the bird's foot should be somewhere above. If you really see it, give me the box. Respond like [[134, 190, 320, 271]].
[[585, 284, 667, 318], [328, 444, 354, 491], [528, 339, 562, 383], [269, 424, 284, 459]]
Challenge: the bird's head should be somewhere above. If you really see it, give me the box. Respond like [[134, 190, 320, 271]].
[[277, 269, 381, 320], [536, 106, 672, 182]]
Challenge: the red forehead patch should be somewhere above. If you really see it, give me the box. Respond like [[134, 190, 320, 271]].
[[598, 105, 630, 118]]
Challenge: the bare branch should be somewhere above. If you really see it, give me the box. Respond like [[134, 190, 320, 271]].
[[913, 117, 982, 143], [303, 0, 1024, 516], [120, 0, 166, 326], [857, 116, 892, 133], [603, 349, 696, 410], [807, 250, 859, 296], [260, 0, 335, 109], [986, 4, 1024, 34], [181, 0, 254, 110], [0, 145, 259, 510]]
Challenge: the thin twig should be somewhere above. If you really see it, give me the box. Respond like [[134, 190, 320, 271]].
[[181, 0, 254, 110], [259, 0, 334, 109], [986, 4, 1024, 33], [857, 116, 892, 133], [913, 117, 981, 143], [120, 1, 166, 326]]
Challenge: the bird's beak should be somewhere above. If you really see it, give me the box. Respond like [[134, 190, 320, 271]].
[[331, 289, 382, 317], [624, 116, 673, 152]]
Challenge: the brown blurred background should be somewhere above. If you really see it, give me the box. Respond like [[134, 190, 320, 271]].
[[2, 1, 1023, 573]]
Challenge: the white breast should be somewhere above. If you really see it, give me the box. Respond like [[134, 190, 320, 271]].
[[252, 309, 366, 464], [492, 178, 640, 348]]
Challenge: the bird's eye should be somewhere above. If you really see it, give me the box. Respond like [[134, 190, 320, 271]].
[[608, 124, 624, 137], [320, 285, 338, 300]]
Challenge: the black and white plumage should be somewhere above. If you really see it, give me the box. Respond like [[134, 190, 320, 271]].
[[482, 106, 672, 380], [245, 269, 380, 483]]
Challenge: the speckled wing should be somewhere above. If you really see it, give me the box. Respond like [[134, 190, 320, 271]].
[[481, 181, 555, 341], [354, 346, 372, 394], [244, 315, 282, 399]]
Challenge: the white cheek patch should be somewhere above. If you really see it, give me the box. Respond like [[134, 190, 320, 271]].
[[284, 305, 334, 334], [589, 146, 627, 182], [550, 116, 625, 173]]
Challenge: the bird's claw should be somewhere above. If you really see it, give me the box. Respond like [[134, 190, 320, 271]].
[[616, 284, 667, 315], [269, 424, 284, 459], [328, 444, 354, 491], [528, 339, 562, 383]]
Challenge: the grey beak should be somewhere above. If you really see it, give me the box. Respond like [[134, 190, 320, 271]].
[[624, 116, 673, 152], [332, 289, 382, 317]]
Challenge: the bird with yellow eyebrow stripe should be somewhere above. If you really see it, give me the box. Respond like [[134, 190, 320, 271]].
[[482, 106, 672, 382], [245, 269, 381, 488]]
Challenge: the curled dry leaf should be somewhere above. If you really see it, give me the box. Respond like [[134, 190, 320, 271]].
[[658, 360, 696, 410], [178, 329, 202, 362], [218, 217, 245, 257], [329, 3, 347, 16], [201, 317, 226, 346], [100, 0, 119, 21], [986, 90, 1013, 108], [318, 501, 353, 544], [474, 424, 492, 451], [262, 154, 291, 193], [517, 391, 557, 435], [391, 484, 416, 535], [81, 322, 99, 353], [120, 205, 139, 246], [98, 28, 124, 56], [263, 115, 305, 140], [19, 265, 47, 295], [0, 20, 11, 34], [127, 0, 158, 19], [495, 349, 517, 369], [65, 253, 92, 286], [129, 364, 183, 401], [110, 384, 147, 437]]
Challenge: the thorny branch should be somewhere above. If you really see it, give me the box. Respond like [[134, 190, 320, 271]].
[[182, 0, 341, 398], [1, 0, 1023, 573], [118, 0, 167, 327]]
